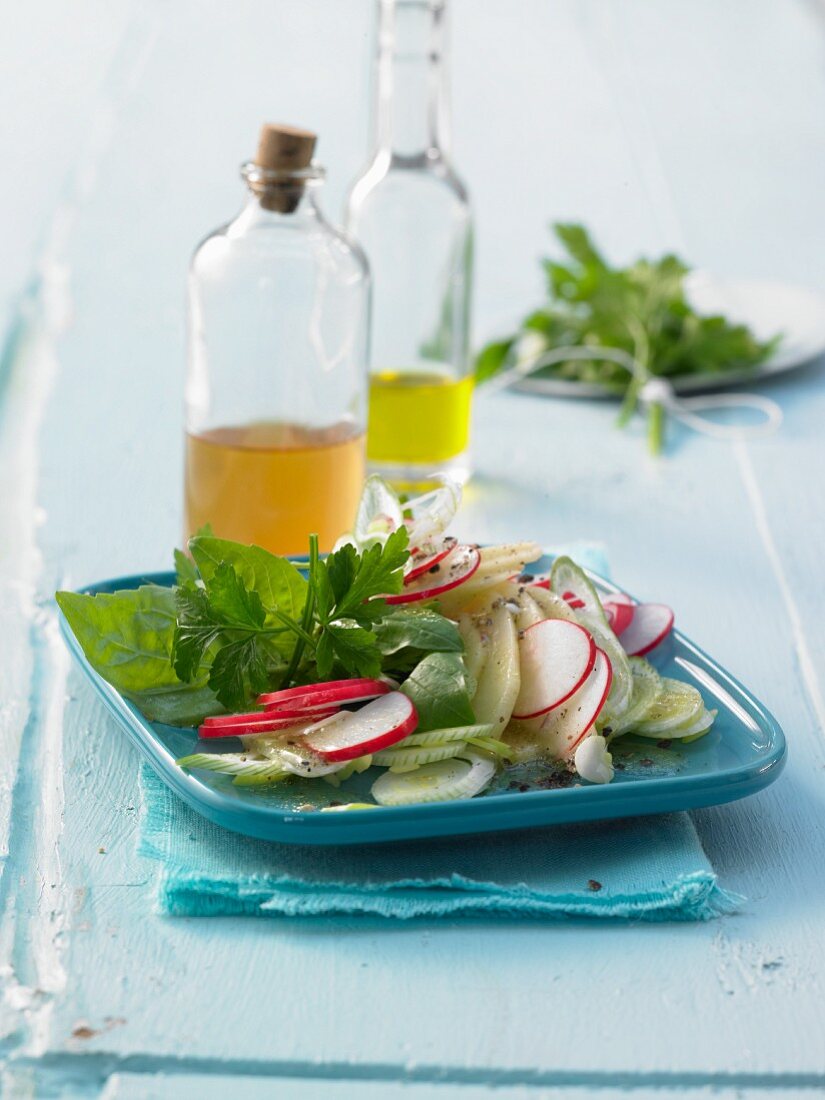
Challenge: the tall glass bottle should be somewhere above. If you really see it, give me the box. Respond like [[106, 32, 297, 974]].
[[346, 0, 473, 487], [185, 124, 370, 555]]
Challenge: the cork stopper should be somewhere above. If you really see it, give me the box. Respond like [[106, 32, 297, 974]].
[[252, 124, 317, 213], [256, 123, 316, 172]]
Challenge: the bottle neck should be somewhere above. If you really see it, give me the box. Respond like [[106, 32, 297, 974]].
[[373, 0, 450, 162], [239, 162, 326, 221]]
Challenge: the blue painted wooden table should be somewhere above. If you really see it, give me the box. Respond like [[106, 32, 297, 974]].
[[2, 1, 825, 1095]]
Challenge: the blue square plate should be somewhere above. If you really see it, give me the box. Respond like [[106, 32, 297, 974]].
[[59, 558, 786, 845]]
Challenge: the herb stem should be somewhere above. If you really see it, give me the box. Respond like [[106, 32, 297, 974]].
[[648, 401, 665, 455], [268, 610, 316, 648], [283, 533, 319, 685]]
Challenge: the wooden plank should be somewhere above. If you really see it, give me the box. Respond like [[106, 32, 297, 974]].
[[97, 1071, 825, 1099]]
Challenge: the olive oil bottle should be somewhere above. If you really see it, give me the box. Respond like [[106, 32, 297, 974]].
[[346, 0, 474, 487]]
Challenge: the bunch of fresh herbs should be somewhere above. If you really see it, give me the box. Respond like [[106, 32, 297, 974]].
[[56, 532, 472, 729], [475, 223, 779, 452]]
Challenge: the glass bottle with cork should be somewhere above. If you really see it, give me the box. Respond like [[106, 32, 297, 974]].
[[185, 124, 370, 555], [346, 0, 474, 488]]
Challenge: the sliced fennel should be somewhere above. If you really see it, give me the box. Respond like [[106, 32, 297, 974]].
[[457, 614, 488, 693], [371, 752, 496, 806], [176, 753, 290, 786], [602, 657, 663, 738], [635, 705, 717, 741], [632, 678, 704, 735], [322, 754, 373, 786], [404, 478, 462, 548], [403, 723, 496, 747], [550, 556, 609, 625], [373, 740, 469, 772], [470, 602, 521, 734]]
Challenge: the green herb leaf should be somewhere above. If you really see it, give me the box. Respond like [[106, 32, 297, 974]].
[[189, 536, 308, 656], [475, 223, 780, 452], [174, 548, 199, 587], [58, 585, 187, 695], [316, 526, 409, 620], [400, 652, 475, 732], [373, 608, 463, 656], [323, 620, 381, 679], [56, 585, 222, 726], [172, 561, 288, 711]]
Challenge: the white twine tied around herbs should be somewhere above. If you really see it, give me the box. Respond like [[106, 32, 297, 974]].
[[484, 344, 783, 442]]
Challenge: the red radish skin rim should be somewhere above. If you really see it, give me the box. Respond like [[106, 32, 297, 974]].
[[562, 590, 586, 610], [404, 538, 458, 585], [384, 546, 481, 605], [262, 691, 387, 713], [564, 649, 613, 754], [201, 707, 335, 729], [512, 620, 597, 721], [603, 600, 635, 636], [198, 710, 338, 739], [303, 694, 419, 762], [203, 705, 339, 727], [256, 679, 391, 709], [621, 604, 675, 657]]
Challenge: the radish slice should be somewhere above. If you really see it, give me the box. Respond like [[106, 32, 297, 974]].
[[383, 545, 481, 605], [561, 589, 586, 610], [257, 678, 391, 711], [404, 537, 458, 584], [603, 599, 635, 636], [525, 648, 612, 758], [512, 619, 596, 720], [204, 705, 335, 727], [371, 752, 496, 806], [618, 603, 674, 656], [303, 691, 418, 762], [198, 712, 336, 739], [607, 592, 635, 607]]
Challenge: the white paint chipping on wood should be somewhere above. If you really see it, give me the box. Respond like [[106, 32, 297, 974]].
[[1, 0, 825, 1094]]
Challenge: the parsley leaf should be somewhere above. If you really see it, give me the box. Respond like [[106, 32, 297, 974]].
[[310, 527, 410, 677], [172, 563, 287, 711], [475, 223, 780, 452]]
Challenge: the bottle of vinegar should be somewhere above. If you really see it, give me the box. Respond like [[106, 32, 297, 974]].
[[346, 0, 474, 488], [185, 124, 370, 554]]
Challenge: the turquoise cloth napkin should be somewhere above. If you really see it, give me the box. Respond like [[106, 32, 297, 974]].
[[137, 545, 741, 922]]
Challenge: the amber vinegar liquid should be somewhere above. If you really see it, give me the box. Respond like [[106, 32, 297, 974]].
[[184, 421, 365, 555]]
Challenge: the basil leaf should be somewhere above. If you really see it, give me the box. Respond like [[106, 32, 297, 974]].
[[189, 536, 308, 624], [400, 652, 475, 732], [174, 548, 199, 587], [132, 685, 222, 727], [57, 585, 221, 727], [374, 609, 463, 656], [189, 537, 308, 660], [57, 585, 191, 695]]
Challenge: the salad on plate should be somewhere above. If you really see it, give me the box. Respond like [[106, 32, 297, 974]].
[[56, 477, 715, 810]]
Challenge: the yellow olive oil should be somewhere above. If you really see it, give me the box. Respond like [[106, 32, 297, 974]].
[[184, 421, 365, 555], [367, 370, 473, 467]]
